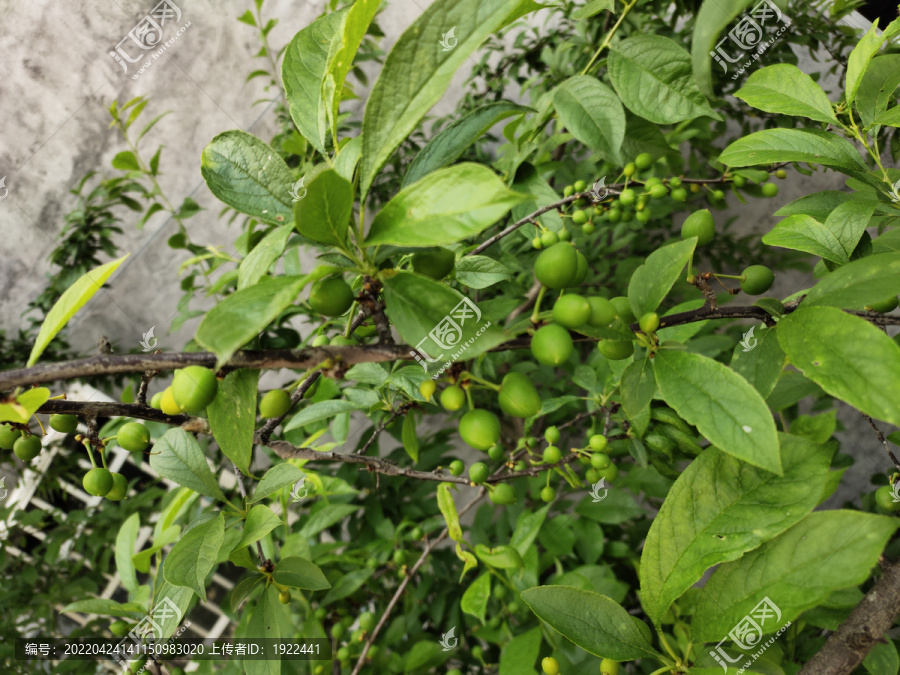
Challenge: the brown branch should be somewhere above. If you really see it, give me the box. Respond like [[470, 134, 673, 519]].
[[862, 413, 900, 473], [231, 461, 266, 564], [355, 403, 414, 455], [798, 556, 900, 675]]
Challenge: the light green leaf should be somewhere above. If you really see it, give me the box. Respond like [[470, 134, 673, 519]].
[[777, 307, 900, 426], [855, 54, 900, 128], [628, 238, 696, 318], [774, 190, 854, 220], [640, 434, 832, 625], [163, 513, 224, 600], [475, 544, 523, 569], [510, 504, 550, 558], [115, 513, 141, 594], [294, 168, 353, 247], [281, 10, 346, 155], [762, 214, 849, 264], [60, 598, 147, 619], [0, 387, 50, 424], [437, 483, 463, 542], [200, 130, 294, 225], [654, 350, 781, 474], [381, 270, 510, 376], [238, 224, 293, 290], [823, 199, 878, 259], [402, 411, 419, 462], [461, 572, 491, 623], [251, 464, 305, 503], [112, 150, 140, 172], [608, 35, 721, 125], [403, 101, 531, 187], [846, 18, 900, 105], [150, 428, 227, 501], [321, 568, 374, 605], [28, 256, 128, 366], [366, 164, 528, 247], [691, 0, 755, 97], [874, 106, 900, 128], [333, 135, 362, 182], [803, 252, 900, 308], [692, 511, 900, 641], [196, 275, 306, 370], [455, 255, 512, 289], [734, 64, 838, 123], [729, 325, 783, 398], [553, 75, 625, 163], [234, 504, 283, 551], [299, 503, 358, 538], [499, 626, 542, 675], [521, 586, 662, 661], [572, 0, 613, 20], [719, 128, 866, 173], [207, 368, 258, 476], [359, 0, 523, 197], [620, 357, 657, 423], [283, 400, 363, 432], [864, 639, 900, 675], [273, 556, 331, 590]]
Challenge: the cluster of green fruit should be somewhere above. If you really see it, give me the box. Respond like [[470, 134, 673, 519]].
[[149, 366, 219, 416], [541, 655, 619, 674], [322, 609, 379, 668], [0, 423, 42, 462]]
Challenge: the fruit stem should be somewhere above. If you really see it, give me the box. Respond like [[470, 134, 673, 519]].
[[461, 373, 501, 392], [83, 439, 97, 469], [713, 273, 743, 280], [658, 630, 679, 661], [343, 304, 359, 338], [99, 445, 109, 470], [530, 285, 548, 324], [33, 415, 47, 436], [465, 387, 474, 412]]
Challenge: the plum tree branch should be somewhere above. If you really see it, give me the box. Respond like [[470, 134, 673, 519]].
[[798, 555, 900, 675]]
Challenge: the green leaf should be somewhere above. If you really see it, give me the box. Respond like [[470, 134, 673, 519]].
[[864, 639, 900, 675], [455, 255, 512, 289], [437, 483, 463, 542], [576, 489, 643, 525], [474, 544, 524, 569], [111, 150, 140, 172], [874, 106, 900, 127], [283, 400, 363, 432], [855, 55, 900, 128], [803, 252, 900, 308], [620, 357, 657, 423], [774, 190, 854, 220], [572, 0, 613, 20], [231, 574, 265, 612], [553, 75, 625, 163], [251, 464, 305, 503], [403, 101, 531, 187], [324, 0, 381, 135], [115, 513, 141, 594], [846, 18, 900, 105], [235, 504, 283, 551], [238, 224, 293, 290], [402, 411, 419, 462], [366, 163, 528, 247], [272, 556, 331, 590], [729, 325, 784, 398], [608, 35, 721, 125], [195, 275, 306, 370], [281, 10, 346, 155], [207, 368, 258, 476], [777, 307, 900, 426], [639, 434, 832, 626], [762, 214, 849, 264], [734, 64, 838, 124], [299, 503, 358, 538], [333, 135, 362, 182], [823, 199, 879, 259], [521, 586, 662, 661], [244, 585, 290, 675], [718, 128, 866, 173], [690, 0, 755, 96], [510, 504, 550, 558], [200, 130, 294, 225], [461, 572, 491, 623], [294, 168, 353, 247], [0, 387, 50, 424], [321, 568, 374, 605], [628, 238, 696, 318], [163, 513, 225, 601], [499, 626, 542, 675], [654, 350, 782, 474], [28, 256, 128, 366], [150, 429, 227, 501], [691, 511, 900, 642], [381, 271, 510, 375], [60, 598, 147, 619], [359, 0, 523, 197]]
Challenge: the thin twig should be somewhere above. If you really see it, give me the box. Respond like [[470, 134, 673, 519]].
[[231, 461, 266, 563], [355, 404, 413, 455], [863, 413, 900, 473], [505, 279, 542, 324], [257, 371, 321, 444]]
